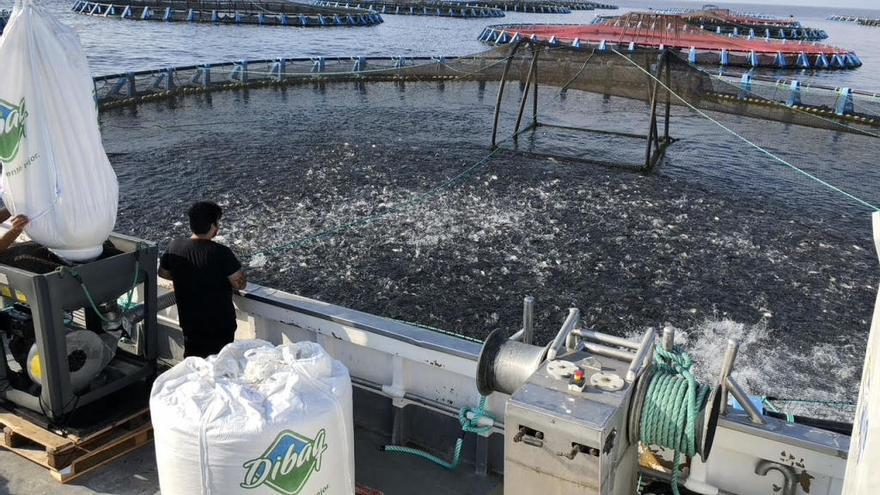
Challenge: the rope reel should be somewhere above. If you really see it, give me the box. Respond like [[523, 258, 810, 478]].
[[628, 345, 722, 495]]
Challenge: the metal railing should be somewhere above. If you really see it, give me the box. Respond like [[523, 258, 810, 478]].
[[90, 54, 499, 108]]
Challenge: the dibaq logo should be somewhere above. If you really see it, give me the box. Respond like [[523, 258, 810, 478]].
[[241, 429, 328, 495], [0, 98, 27, 163]]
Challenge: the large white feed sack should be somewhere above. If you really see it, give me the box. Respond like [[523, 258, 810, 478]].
[[0, 0, 118, 261], [151, 340, 355, 495]]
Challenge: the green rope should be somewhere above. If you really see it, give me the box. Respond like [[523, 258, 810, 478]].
[[761, 397, 794, 423], [762, 396, 855, 424], [383, 395, 494, 470], [767, 397, 856, 409], [640, 346, 711, 495]]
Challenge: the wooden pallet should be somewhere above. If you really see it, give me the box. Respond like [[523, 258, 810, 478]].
[[0, 407, 153, 483]]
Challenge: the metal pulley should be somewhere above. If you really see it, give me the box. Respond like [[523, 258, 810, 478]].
[[477, 303, 582, 396], [477, 328, 547, 395]]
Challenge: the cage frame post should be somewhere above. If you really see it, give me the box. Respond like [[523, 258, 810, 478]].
[[513, 47, 540, 140], [491, 40, 526, 149], [644, 49, 673, 172]]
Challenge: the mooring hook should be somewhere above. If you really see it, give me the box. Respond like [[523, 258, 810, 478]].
[[754, 460, 798, 495]]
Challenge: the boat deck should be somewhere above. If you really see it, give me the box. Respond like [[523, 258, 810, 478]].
[[0, 425, 503, 495]]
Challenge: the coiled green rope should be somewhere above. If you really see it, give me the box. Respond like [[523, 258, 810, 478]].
[[383, 395, 494, 470], [640, 346, 711, 495]]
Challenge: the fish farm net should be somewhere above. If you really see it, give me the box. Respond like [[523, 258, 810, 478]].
[[98, 44, 879, 419]]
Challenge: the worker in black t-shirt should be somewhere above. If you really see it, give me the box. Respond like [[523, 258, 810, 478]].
[[158, 201, 247, 358]]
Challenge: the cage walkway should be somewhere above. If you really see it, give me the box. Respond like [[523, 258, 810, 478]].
[[312, 0, 503, 18], [479, 21, 861, 70], [72, 0, 383, 27]]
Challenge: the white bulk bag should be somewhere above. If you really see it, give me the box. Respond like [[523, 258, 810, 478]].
[[0, 0, 118, 261], [151, 340, 355, 495]]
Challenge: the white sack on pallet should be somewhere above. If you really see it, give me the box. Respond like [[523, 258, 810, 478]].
[[150, 340, 355, 495], [0, 0, 118, 261]]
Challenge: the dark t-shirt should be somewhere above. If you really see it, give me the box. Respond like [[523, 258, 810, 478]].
[[160, 238, 242, 338]]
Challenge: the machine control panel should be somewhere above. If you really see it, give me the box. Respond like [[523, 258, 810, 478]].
[[504, 350, 639, 495]]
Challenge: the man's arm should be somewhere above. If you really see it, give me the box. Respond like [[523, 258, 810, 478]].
[[228, 270, 247, 291], [158, 250, 174, 281], [0, 215, 28, 252]]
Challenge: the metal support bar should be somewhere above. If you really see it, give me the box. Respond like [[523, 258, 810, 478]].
[[584, 342, 637, 362], [626, 328, 656, 382], [661, 326, 674, 351], [573, 329, 640, 350], [521, 296, 534, 345], [718, 339, 738, 416], [727, 376, 767, 425], [547, 308, 579, 361]]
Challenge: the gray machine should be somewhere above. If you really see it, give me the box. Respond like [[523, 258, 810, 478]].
[[477, 303, 718, 495], [0, 234, 158, 421]]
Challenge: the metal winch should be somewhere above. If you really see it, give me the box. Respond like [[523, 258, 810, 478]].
[[476, 297, 732, 495]]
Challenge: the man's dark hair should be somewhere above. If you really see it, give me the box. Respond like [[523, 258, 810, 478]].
[[188, 201, 223, 235]]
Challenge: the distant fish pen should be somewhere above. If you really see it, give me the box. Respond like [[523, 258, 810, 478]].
[[618, 7, 827, 40], [89, 48, 879, 134], [828, 15, 880, 28], [312, 0, 504, 18], [72, 0, 383, 26], [480, 19, 861, 70], [552, 1, 617, 11], [450, 0, 571, 14]]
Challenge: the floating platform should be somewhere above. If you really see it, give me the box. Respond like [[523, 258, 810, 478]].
[[71, 0, 383, 27], [828, 15, 880, 27], [479, 19, 862, 70], [522, 0, 617, 10], [452, 0, 572, 14], [312, 0, 504, 18], [679, 9, 827, 40], [607, 8, 826, 40]]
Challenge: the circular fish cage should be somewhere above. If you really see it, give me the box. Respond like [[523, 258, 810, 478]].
[[828, 15, 880, 28], [96, 52, 879, 414], [479, 22, 862, 70], [72, 0, 384, 27], [313, 0, 505, 18], [458, 0, 572, 14], [679, 9, 828, 41], [632, 7, 828, 40]]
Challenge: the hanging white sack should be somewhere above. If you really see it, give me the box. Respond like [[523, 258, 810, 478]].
[[151, 340, 355, 495], [0, 0, 118, 261]]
